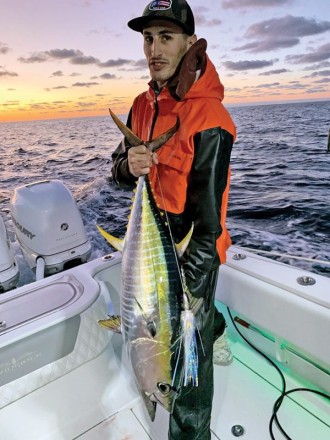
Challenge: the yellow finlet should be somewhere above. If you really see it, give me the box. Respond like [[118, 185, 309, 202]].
[[175, 223, 194, 258], [96, 224, 124, 253]]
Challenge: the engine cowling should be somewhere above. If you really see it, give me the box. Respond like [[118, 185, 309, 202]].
[[10, 180, 92, 277]]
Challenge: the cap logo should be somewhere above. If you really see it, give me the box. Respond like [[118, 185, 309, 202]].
[[149, 0, 172, 11]]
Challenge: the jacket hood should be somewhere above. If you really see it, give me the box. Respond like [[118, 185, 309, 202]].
[[184, 54, 224, 102], [147, 39, 224, 105]]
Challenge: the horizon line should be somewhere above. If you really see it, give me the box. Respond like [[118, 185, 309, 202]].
[[1, 97, 329, 124]]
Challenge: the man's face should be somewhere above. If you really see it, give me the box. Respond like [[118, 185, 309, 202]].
[[143, 20, 196, 87]]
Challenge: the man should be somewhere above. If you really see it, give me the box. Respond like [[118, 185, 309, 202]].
[[111, 1, 236, 438]]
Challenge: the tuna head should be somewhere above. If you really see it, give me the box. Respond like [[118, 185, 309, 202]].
[[129, 337, 180, 420]]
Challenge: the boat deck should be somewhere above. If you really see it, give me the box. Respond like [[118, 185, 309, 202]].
[[1, 319, 329, 439], [74, 336, 330, 440]]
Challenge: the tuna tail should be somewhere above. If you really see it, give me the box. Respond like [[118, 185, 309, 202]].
[[96, 224, 124, 253], [147, 117, 180, 152], [108, 108, 142, 147], [109, 107, 179, 152]]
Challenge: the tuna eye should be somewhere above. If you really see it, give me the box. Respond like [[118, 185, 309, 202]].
[[157, 382, 172, 395]]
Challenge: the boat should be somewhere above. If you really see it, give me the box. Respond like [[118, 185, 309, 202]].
[[0, 179, 329, 439]]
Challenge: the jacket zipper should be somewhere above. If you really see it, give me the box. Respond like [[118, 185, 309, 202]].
[[149, 86, 160, 141]]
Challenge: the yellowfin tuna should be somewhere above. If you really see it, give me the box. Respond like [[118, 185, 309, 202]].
[[97, 109, 200, 421]]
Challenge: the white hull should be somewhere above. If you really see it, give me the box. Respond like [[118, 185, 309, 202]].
[[0, 247, 329, 439]]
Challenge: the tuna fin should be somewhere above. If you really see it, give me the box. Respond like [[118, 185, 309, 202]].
[[175, 223, 194, 258], [147, 117, 180, 152], [109, 108, 143, 147], [98, 315, 122, 334], [141, 393, 157, 421], [96, 224, 124, 253], [109, 107, 179, 152], [133, 296, 157, 338]]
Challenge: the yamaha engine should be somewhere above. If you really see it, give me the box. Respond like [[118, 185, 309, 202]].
[[10, 180, 92, 280]]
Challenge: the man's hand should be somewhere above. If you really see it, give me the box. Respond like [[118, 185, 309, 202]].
[[128, 145, 159, 177]]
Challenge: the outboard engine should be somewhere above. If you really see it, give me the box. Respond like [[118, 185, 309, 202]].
[[0, 215, 19, 292], [10, 180, 92, 280]]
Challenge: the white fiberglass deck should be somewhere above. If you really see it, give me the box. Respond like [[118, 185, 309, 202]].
[[1, 328, 328, 440], [1, 250, 329, 439], [75, 337, 330, 440]]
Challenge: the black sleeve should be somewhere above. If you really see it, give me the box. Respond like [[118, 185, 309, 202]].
[[111, 108, 137, 188], [183, 127, 233, 300]]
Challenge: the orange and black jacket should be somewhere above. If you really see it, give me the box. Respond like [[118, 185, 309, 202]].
[[111, 46, 236, 301]]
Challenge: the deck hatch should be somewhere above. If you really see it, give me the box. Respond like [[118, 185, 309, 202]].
[[0, 274, 83, 335]]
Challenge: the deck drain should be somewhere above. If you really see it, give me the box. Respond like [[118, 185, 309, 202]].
[[231, 425, 245, 436]]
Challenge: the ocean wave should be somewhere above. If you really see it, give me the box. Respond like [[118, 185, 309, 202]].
[[0, 101, 329, 281]]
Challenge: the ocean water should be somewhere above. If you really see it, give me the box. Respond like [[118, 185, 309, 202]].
[[0, 100, 329, 286]]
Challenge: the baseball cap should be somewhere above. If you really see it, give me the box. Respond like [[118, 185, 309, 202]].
[[128, 0, 195, 36]]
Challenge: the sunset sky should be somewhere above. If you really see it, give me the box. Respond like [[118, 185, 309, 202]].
[[1, 0, 329, 122]]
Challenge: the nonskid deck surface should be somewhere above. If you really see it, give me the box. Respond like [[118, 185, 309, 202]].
[[75, 337, 330, 440]]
